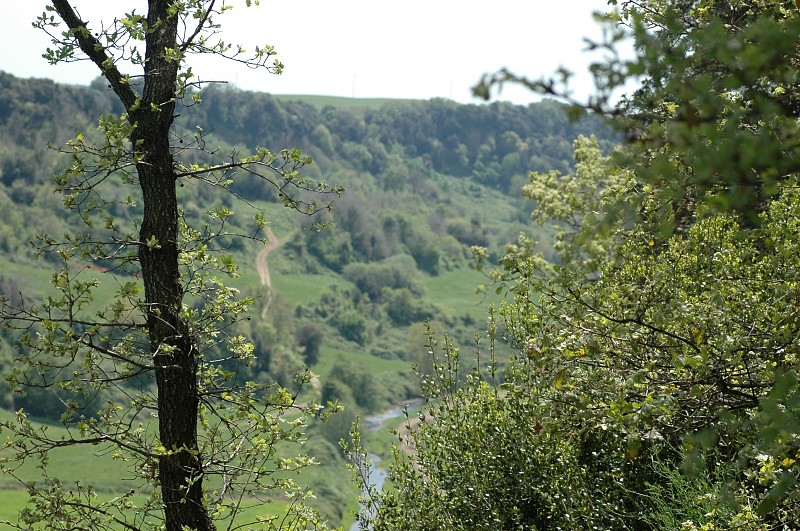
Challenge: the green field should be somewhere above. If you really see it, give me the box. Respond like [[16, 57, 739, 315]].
[[0, 488, 300, 530], [0, 407, 356, 529], [424, 267, 502, 320], [0, 490, 30, 522]]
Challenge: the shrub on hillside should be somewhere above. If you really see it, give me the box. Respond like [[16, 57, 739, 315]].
[[332, 310, 369, 345], [295, 322, 324, 366], [384, 288, 435, 326], [342, 255, 421, 301]]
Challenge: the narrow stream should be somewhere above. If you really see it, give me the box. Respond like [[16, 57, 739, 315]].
[[349, 401, 423, 531]]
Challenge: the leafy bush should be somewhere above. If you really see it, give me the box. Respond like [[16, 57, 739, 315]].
[[348, 332, 651, 530], [404, 232, 441, 275], [296, 322, 324, 365], [384, 288, 434, 326], [306, 228, 354, 272], [332, 310, 369, 345], [445, 218, 489, 247], [328, 358, 384, 411], [342, 255, 421, 301]]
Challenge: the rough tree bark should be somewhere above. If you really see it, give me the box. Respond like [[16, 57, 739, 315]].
[[50, 1, 213, 529]]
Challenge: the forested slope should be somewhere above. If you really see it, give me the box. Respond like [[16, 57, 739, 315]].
[[0, 72, 612, 416], [0, 73, 610, 522], [0, 71, 610, 525]]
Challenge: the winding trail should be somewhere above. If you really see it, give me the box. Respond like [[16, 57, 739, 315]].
[[255, 227, 284, 318], [254, 228, 321, 396]]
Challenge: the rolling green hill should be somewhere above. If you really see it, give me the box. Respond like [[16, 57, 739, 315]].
[[0, 71, 612, 526]]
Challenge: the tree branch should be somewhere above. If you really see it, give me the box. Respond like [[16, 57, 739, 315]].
[[180, 0, 216, 53], [49, 0, 138, 110]]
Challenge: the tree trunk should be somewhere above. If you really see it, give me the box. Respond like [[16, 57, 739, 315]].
[[48, 1, 215, 528], [135, 133, 213, 530], [130, 2, 215, 529]]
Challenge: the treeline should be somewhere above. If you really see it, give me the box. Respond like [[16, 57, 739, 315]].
[[0, 72, 610, 195], [0, 71, 610, 420], [188, 84, 611, 193]]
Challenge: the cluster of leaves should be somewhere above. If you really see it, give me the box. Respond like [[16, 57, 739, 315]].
[[351, 1, 800, 529]]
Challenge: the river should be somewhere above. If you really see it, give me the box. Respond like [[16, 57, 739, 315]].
[[349, 400, 423, 531]]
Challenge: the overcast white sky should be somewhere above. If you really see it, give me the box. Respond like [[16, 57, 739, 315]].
[[0, 1, 614, 105]]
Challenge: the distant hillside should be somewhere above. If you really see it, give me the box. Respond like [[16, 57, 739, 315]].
[[0, 71, 615, 526], [0, 69, 615, 398], [0, 68, 613, 372]]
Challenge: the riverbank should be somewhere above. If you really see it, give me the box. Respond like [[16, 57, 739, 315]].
[[349, 399, 424, 530]]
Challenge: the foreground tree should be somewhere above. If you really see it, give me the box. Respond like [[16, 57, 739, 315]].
[[0, 2, 341, 530], [354, 1, 800, 528], [356, 144, 800, 530]]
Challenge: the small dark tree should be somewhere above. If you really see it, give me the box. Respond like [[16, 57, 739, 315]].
[[0, 2, 342, 530], [296, 323, 324, 366]]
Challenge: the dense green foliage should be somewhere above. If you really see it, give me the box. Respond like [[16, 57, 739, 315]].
[[0, 69, 612, 402], [351, 1, 800, 530], [0, 71, 611, 195]]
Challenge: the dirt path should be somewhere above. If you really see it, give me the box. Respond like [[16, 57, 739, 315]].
[[255, 230, 322, 400], [255, 227, 284, 318], [256, 227, 280, 288]]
